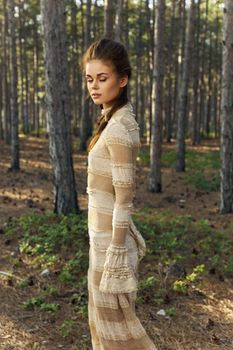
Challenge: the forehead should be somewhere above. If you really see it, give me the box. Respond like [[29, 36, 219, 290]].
[[85, 59, 114, 76]]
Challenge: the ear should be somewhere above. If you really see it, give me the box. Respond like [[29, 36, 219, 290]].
[[119, 75, 128, 88]]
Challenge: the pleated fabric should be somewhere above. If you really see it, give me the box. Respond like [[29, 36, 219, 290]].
[[87, 102, 157, 349]]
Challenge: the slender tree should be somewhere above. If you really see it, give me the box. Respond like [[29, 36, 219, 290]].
[[176, 0, 196, 172], [2, 0, 10, 144], [191, 0, 200, 145], [9, 0, 20, 170], [220, 0, 233, 213], [79, 0, 91, 151], [165, 0, 176, 143], [115, 0, 123, 41], [40, 0, 79, 214], [148, 0, 165, 192], [104, 0, 114, 38]]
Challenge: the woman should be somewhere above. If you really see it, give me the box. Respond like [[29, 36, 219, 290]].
[[82, 38, 157, 350]]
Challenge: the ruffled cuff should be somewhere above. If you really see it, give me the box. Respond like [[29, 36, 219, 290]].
[[99, 243, 138, 294]]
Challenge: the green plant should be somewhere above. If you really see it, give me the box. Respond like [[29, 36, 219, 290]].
[[24, 296, 59, 313], [59, 270, 76, 283], [173, 280, 188, 294], [184, 171, 220, 192], [24, 296, 45, 310], [41, 285, 58, 297], [17, 278, 31, 288], [61, 320, 75, 338], [173, 264, 206, 294], [165, 307, 176, 317], [39, 302, 59, 313]]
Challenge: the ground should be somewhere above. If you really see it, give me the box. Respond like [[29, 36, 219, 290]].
[[0, 135, 232, 350]]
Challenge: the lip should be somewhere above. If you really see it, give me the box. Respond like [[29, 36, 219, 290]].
[[92, 94, 101, 98]]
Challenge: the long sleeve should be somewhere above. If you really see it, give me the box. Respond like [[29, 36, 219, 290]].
[[99, 121, 138, 294]]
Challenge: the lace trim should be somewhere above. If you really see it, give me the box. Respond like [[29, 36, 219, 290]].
[[99, 243, 138, 294], [112, 179, 134, 186], [110, 162, 134, 168], [105, 136, 133, 147]]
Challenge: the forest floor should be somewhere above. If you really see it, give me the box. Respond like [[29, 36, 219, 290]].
[[0, 135, 233, 350]]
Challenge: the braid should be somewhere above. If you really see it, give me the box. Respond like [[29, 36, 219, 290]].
[[87, 88, 128, 152]]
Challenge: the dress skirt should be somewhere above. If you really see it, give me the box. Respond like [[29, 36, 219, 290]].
[[87, 226, 157, 350]]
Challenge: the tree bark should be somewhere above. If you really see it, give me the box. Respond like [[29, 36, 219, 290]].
[[115, 0, 123, 41], [148, 0, 165, 192], [2, 0, 10, 144], [220, 0, 233, 213], [79, 0, 91, 151], [176, 0, 196, 172], [40, 0, 79, 214], [165, 0, 176, 143], [104, 0, 114, 39], [9, 0, 20, 170], [191, 0, 200, 145]]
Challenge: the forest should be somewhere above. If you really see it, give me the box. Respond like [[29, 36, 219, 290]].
[[0, 0, 233, 349]]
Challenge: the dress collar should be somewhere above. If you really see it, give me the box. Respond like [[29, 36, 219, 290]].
[[100, 101, 133, 118]]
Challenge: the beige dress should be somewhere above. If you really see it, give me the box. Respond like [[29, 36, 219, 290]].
[[87, 101, 157, 349]]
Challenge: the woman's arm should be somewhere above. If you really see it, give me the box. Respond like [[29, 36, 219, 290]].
[[99, 121, 138, 294]]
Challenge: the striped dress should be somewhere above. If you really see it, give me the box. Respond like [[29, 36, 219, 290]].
[[87, 101, 157, 349]]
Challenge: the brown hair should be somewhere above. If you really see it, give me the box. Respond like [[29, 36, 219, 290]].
[[81, 38, 131, 152]]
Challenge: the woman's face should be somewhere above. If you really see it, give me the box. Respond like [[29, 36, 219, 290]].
[[85, 59, 128, 109]]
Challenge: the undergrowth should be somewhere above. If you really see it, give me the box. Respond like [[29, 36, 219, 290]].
[[138, 148, 220, 191], [3, 207, 233, 319], [134, 208, 233, 306]]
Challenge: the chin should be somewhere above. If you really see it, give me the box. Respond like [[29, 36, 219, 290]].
[[93, 101, 102, 106]]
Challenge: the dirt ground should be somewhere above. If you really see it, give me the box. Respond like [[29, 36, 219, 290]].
[[0, 135, 233, 350]]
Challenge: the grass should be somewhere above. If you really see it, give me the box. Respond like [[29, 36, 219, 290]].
[[4, 207, 233, 318], [138, 148, 220, 191], [133, 208, 233, 305], [5, 211, 89, 319]]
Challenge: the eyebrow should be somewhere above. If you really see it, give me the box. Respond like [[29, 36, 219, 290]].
[[86, 73, 109, 77]]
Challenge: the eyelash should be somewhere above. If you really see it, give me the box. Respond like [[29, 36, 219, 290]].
[[87, 79, 107, 83]]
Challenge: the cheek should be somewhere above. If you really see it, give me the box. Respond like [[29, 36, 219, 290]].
[[104, 80, 119, 94]]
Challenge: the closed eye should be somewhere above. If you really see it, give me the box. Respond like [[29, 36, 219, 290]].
[[86, 78, 107, 82]]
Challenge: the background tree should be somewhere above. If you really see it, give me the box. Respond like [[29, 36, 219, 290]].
[[79, 0, 91, 151], [104, 0, 114, 38], [148, 0, 165, 192], [220, 0, 233, 213], [1, 0, 11, 144], [176, 0, 196, 172], [9, 0, 20, 170], [40, 0, 79, 214], [115, 0, 123, 41]]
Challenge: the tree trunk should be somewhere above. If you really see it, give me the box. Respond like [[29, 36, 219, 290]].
[[135, 1, 143, 134], [148, 0, 165, 192], [173, 0, 185, 141], [220, 0, 233, 213], [9, 0, 20, 170], [176, 0, 196, 172], [165, 0, 176, 143], [0, 22, 3, 140], [2, 0, 10, 144], [199, 0, 209, 140], [40, 0, 79, 214], [79, 0, 91, 151], [104, 0, 114, 39], [191, 0, 200, 145], [70, 0, 79, 135], [115, 0, 123, 41]]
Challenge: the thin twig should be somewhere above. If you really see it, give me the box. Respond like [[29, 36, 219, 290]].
[[0, 270, 23, 280]]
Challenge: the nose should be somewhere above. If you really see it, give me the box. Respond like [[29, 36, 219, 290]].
[[92, 79, 99, 90]]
